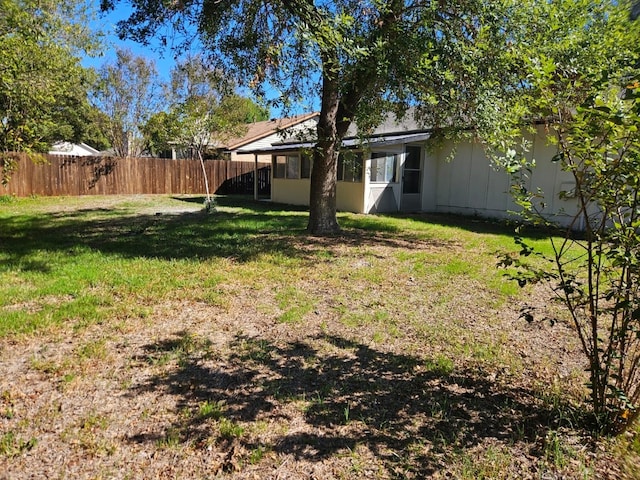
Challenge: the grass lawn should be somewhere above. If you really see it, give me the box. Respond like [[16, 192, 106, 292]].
[[0, 194, 638, 479]]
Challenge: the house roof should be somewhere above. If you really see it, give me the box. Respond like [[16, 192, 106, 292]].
[[236, 110, 431, 154], [224, 112, 319, 150], [237, 131, 432, 154], [49, 142, 102, 156], [345, 112, 426, 137]]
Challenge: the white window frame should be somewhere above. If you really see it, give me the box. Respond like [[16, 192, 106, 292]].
[[370, 152, 398, 183]]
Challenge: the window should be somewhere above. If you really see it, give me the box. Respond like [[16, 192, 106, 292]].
[[337, 151, 363, 182], [274, 151, 362, 181], [301, 152, 312, 178], [273, 154, 305, 179], [273, 155, 286, 178], [370, 152, 397, 183], [286, 155, 300, 179]]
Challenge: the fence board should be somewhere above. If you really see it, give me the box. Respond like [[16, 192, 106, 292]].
[[0, 154, 270, 197]]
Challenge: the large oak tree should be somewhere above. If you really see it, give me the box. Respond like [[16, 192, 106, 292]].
[[101, 0, 504, 234]]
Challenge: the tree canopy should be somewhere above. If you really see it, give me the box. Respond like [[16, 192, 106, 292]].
[[103, 0, 509, 234], [92, 48, 162, 158], [142, 55, 270, 158], [166, 55, 263, 155], [0, 0, 99, 166]]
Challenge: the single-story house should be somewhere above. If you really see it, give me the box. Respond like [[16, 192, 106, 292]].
[[49, 142, 101, 157], [239, 114, 580, 226]]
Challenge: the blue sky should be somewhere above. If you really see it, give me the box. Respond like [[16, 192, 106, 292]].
[[82, 3, 177, 82], [82, 2, 318, 118]]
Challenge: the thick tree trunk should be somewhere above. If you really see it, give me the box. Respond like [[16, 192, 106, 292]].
[[308, 141, 340, 235], [307, 68, 345, 235], [281, 0, 395, 236]]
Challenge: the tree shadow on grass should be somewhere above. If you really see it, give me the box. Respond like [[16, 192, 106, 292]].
[[129, 331, 573, 477], [0, 200, 460, 265], [0, 207, 308, 263]]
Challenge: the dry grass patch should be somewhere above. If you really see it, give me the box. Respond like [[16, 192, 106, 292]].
[[0, 195, 638, 479]]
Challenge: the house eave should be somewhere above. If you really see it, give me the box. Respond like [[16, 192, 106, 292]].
[[237, 131, 432, 155]]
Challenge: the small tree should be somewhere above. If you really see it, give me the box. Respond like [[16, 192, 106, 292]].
[[167, 56, 252, 156], [502, 78, 640, 435], [165, 56, 253, 209], [494, 1, 640, 434]]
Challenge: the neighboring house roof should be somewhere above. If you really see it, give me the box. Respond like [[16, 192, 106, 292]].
[[224, 112, 319, 151], [49, 142, 101, 156]]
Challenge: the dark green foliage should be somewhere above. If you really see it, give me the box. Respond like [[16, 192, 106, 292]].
[[103, 0, 515, 234], [0, 0, 98, 154], [493, 0, 640, 435], [0, 0, 100, 183]]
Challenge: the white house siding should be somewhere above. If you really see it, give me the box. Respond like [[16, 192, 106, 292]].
[[421, 148, 438, 211], [233, 138, 281, 162], [431, 126, 580, 226], [49, 142, 100, 156], [242, 133, 286, 151], [434, 141, 514, 219], [526, 131, 581, 225]]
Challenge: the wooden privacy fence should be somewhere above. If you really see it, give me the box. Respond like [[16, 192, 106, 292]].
[[0, 154, 271, 197]]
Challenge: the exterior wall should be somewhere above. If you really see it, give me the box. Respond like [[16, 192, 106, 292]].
[[434, 140, 514, 219], [270, 178, 310, 207], [230, 152, 271, 163], [526, 131, 580, 224], [431, 126, 580, 226], [239, 132, 286, 152], [337, 181, 365, 213], [268, 125, 580, 226], [421, 147, 438, 211], [279, 118, 317, 143], [271, 177, 366, 212]]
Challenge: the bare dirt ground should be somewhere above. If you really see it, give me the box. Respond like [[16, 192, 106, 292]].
[[1, 203, 638, 479]]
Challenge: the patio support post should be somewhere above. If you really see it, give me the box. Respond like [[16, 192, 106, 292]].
[[254, 153, 258, 200]]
